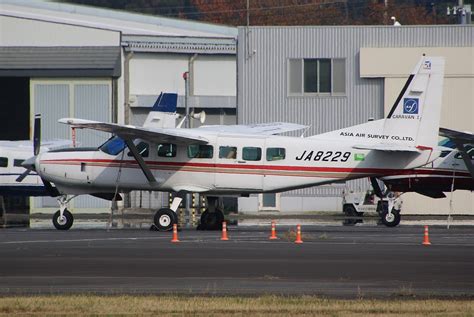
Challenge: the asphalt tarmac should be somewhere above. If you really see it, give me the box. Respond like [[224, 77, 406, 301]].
[[0, 225, 473, 298]]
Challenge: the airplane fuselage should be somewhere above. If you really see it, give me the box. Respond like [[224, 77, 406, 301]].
[[36, 133, 438, 196]]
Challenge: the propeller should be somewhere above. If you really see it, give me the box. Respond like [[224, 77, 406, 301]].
[[15, 114, 59, 196], [16, 114, 42, 182]]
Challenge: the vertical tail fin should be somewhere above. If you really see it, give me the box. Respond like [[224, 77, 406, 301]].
[[143, 92, 179, 128], [383, 56, 445, 150], [311, 55, 445, 152]]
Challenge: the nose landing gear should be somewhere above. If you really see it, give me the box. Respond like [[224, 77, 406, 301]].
[[52, 195, 76, 230]]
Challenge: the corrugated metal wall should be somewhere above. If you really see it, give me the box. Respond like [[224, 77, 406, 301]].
[[238, 25, 473, 197]]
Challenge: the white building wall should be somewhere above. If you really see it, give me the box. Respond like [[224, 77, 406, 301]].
[[194, 55, 236, 96], [0, 15, 120, 46], [129, 53, 236, 97]]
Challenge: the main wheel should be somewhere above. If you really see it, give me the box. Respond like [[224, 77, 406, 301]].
[[52, 209, 74, 230], [199, 209, 224, 230], [153, 208, 177, 231], [380, 209, 401, 227]]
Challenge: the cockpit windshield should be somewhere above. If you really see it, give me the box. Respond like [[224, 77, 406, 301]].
[[99, 136, 126, 155]]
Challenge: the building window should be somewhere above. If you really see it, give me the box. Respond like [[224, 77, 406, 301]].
[[242, 147, 262, 161], [288, 58, 345, 95]]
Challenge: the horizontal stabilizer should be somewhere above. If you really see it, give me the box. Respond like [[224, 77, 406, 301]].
[[353, 143, 421, 152]]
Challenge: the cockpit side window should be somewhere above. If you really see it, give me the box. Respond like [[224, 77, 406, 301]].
[[99, 136, 126, 156], [127, 141, 149, 158], [454, 145, 474, 159]]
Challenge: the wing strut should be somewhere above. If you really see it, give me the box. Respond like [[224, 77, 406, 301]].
[[124, 139, 157, 184], [453, 141, 474, 179]]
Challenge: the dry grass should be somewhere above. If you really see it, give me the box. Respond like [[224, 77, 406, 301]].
[[0, 295, 473, 316]]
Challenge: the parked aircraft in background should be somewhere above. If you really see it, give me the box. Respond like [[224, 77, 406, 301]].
[[378, 132, 474, 199], [0, 139, 70, 196], [18, 56, 446, 230]]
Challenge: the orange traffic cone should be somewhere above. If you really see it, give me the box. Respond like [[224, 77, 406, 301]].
[[295, 224, 303, 244], [221, 221, 229, 241], [422, 225, 431, 246], [269, 221, 278, 240], [171, 223, 180, 243]]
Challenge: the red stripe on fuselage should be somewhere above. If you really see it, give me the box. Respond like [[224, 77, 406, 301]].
[[39, 158, 471, 178]]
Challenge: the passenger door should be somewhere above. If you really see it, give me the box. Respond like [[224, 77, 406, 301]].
[[214, 136, 264, 192]]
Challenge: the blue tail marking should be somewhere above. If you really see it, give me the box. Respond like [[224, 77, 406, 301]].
[[152, 92, 178, 113]]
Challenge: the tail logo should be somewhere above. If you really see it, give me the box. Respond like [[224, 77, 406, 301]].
[[423, 61, 431, 70], [403, 98, 419, 114]]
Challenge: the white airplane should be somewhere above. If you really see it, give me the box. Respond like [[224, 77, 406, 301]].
[[0, 139, 70, 197], [20, 56, 445, 230], [377, 130, 474, 199]]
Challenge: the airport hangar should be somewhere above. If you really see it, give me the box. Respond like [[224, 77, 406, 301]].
[[0, 0, 237, 215], [237, 25, 474, 216]]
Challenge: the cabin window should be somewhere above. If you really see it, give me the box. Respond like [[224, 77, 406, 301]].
[[13, 159, 24, 167], [266, 148, 286, 161], [99, 136, 126, 155], [439, 150, 451, 158], [219, 146, 237, 159], [243, 147, 262, 161], [158, 143, 177, 157], [127, 141, 149, 158], [0, 157, 7, 167], [187, 144, 213, 159]]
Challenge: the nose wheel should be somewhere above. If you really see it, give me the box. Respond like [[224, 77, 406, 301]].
[[52, 209, 74, 230]]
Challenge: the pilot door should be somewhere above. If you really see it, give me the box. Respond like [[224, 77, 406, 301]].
[[214, 136, 264, 192]]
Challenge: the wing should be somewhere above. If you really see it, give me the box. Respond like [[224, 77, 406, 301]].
[[439, 127, 474, 144], [197, 122, 308, 135], [59, 118, 208, 144], [439, 127, 474, 178]]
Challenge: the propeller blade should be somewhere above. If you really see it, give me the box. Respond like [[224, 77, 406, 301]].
[[33, 114, 41, 156], [16, 168, 32, 182], [16, 156, 37, 183]]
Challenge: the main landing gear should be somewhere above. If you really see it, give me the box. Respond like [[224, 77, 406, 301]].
[[52, 195, 76, 230], [152, 195, 224, 231], [198, 196, 224, 231]]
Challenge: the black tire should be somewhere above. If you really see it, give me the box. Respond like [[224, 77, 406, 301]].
[[199, 209, 224, 230], [380, 209, 401, 227], [52, 209, 74, 230], [153, 208, 177, 231], [343, 204, 363, 217]]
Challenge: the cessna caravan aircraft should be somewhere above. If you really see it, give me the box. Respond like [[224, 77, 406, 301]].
[[19, 56, 445, 230]]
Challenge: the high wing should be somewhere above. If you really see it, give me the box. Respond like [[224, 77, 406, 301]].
[[439, 127, 474, 144], [197, 122, 308, 135], [439, 127, 474, 178], [59, 118, 209, 145]]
